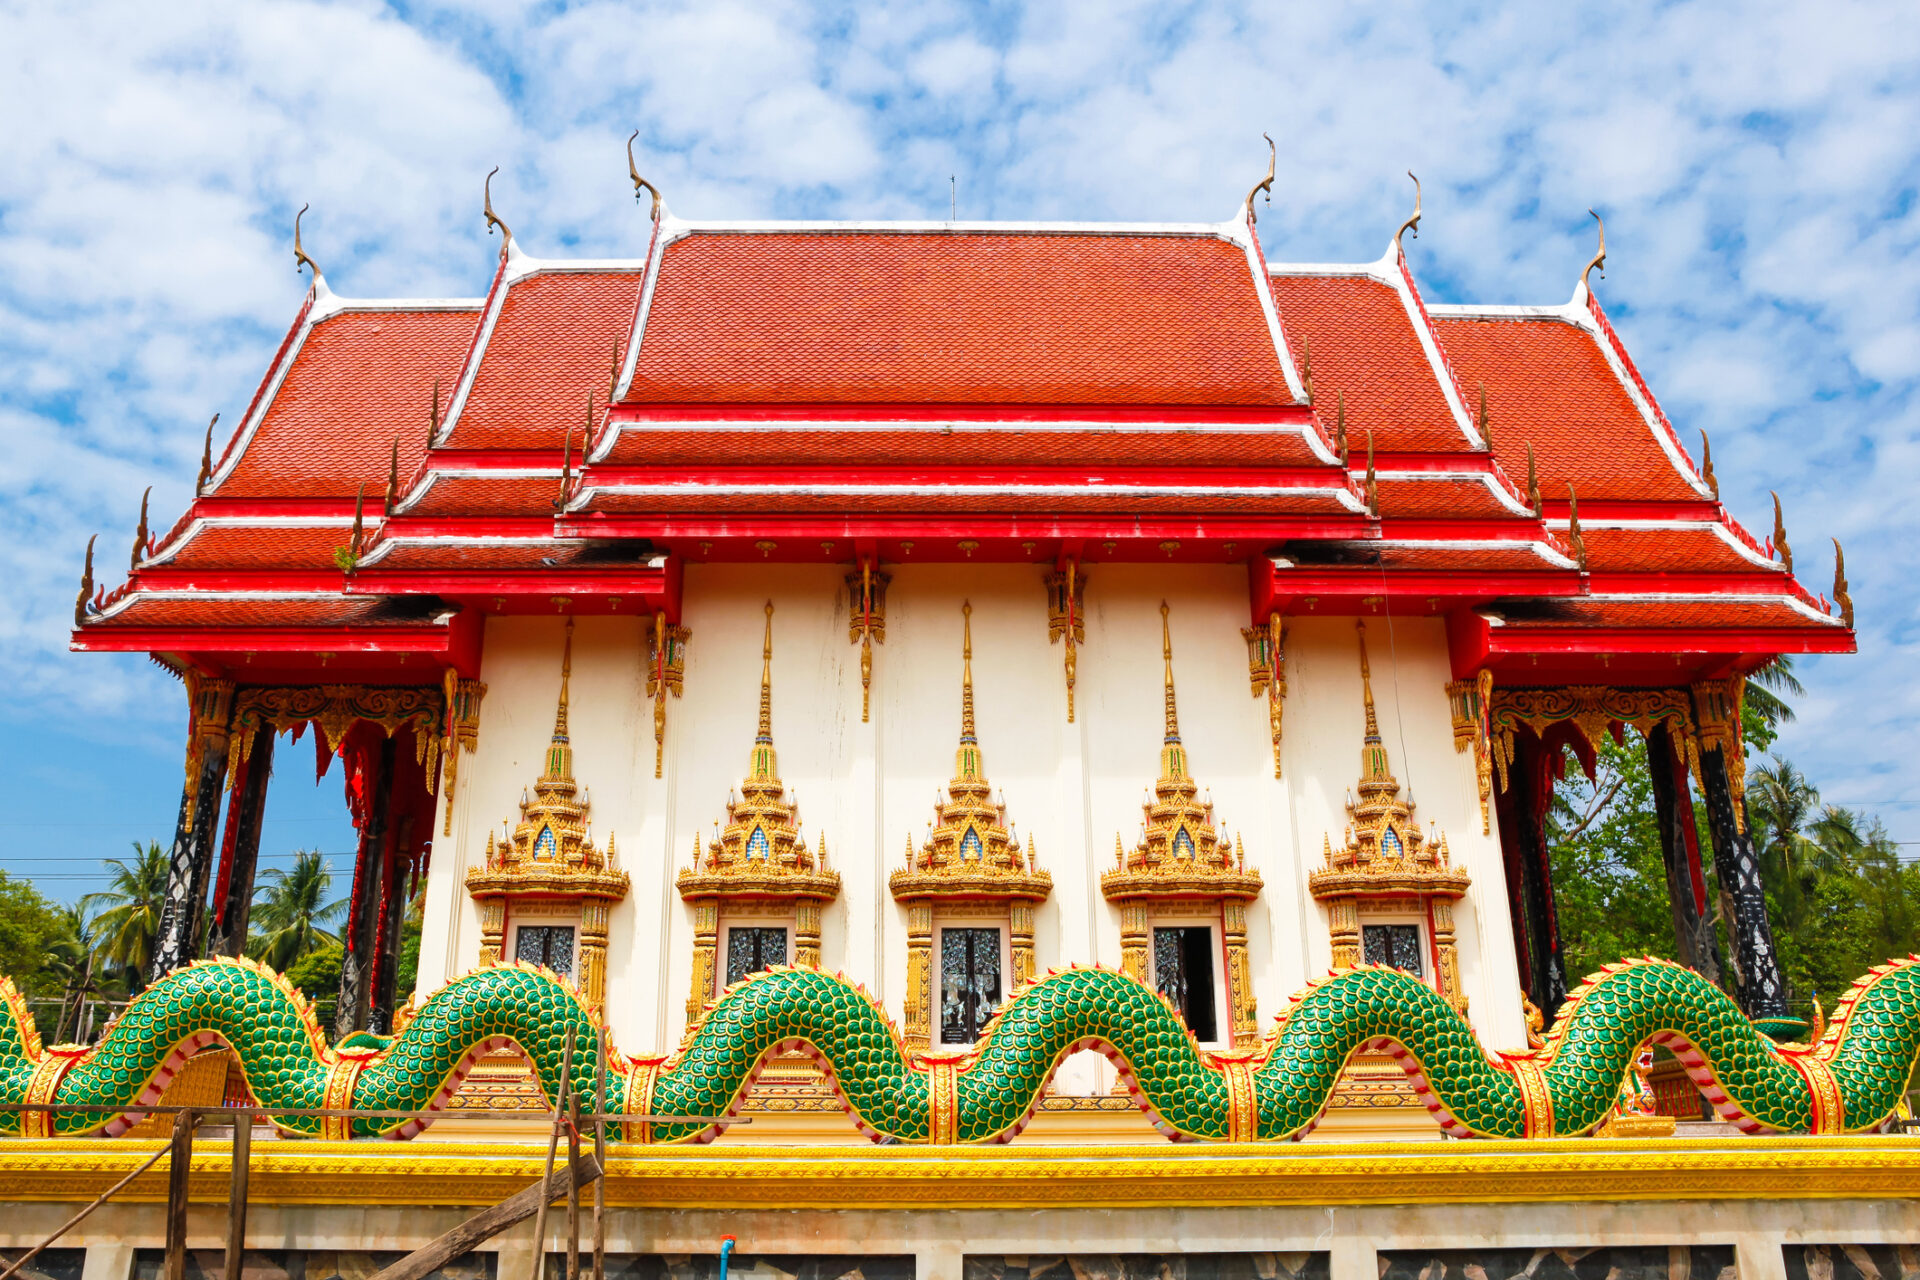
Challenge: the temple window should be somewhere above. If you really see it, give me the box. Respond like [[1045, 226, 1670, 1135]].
[[891, 603, 1052, 1051], [1310, 621, 1470, 1012], [1101, 603, 1263, 1047], [514, 923, 577, 978], [725, 923, 790, 986], [678, 603, 840, 1024], [1361, 922, 1425, 977], [1150, 924, 1220, 1044], [938, 924, 1005, 1045]]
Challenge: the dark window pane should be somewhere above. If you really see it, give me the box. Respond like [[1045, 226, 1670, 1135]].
[[1153, 926, 1217, 1042], [1362, 924, 1423, 976], [940, 927, 1002, 1043], [515, 925, 575, 978], [727, 926, 788, 986]]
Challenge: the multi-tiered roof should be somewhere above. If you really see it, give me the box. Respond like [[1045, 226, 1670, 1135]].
[[72, 175, 1853, 688]]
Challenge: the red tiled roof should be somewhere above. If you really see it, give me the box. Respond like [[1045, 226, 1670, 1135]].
[[1579, 526, 1773, 576], [625, 233, 1292, 406], [221, 309, 476, 499], [362, 541, 597, 572], [448, 270, 644, 449], [1372, 476, 1521, 519], [596, 424, 1325, 469], [1433, 315, 1702, 504], [1268, 274, 1467, 452], [152, 524, 349, 571], [403, 474, 560, 519]]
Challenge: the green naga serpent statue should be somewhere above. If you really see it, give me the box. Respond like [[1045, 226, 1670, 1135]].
[[4, 953, 1917, 1142]]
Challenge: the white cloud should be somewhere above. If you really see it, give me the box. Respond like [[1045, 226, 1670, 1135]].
[[2, 0, 1918, 855]]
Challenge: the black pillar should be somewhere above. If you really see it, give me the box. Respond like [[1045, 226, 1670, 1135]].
[[149, 681, 233, 984], [1495, 730, 1569, 1018], [208, 726, 275, 959], [368, 815, 413, 1035], [1698, 743, 1788, 1018], [335, 734, 396, 1039], [1645, 723, 1722, 983]]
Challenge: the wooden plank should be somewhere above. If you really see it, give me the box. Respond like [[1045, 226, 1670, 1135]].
[[529, 1029, 576, 1280], [224, 1113, 251, 1280], [164, 1110, 195, 1280], [363, 1151, 601, 1280], [565, 1120, 581, 1280], [591, 1040, 607, 1280]]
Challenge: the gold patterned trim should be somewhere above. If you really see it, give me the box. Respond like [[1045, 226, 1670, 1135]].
[[624, 1061, 659, 1144], [926, 1057, 961, 1145], [1220, 1058, 1258, 1142], [1784, 1052, 1847, 1134], [9, 1138, 1920, 1208], [1507, 1055, 1555, 1139], [1489, 686, 1696, 796], [21, 1053, 78, 1139], [321, 1058, 364, 1141], [228, 683, 443, 791]]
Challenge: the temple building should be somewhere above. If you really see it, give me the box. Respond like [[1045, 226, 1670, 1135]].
[[4, 155, 1901, 1280]]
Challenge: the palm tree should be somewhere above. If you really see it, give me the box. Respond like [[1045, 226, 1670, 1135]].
[[80, 840, 171, 993], [248, 850, 346, 972], [1746, 655, 1804, 739]]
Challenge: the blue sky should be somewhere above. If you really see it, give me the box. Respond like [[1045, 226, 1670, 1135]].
[[2, 0, 1916, 902]]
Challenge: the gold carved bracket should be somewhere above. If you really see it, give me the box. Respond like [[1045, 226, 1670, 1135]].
[[1044, 563, 1087, 723], [227, 683, 444, 798], [645, 614, 691, 779], [845, 564, 890, 723], [1240, 613, 1287, 778], [1444, 669, 1494, 834], [1691, 677, 1748, 831], [440, 672, 487, 835]]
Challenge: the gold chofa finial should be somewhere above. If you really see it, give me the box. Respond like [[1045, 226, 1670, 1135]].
[[197, 413, 218, 493], [542, 617, 575, 785], [1772, 491, 1794, 574], [627, 130, 663, 222], [1477, 382, 1491, 452], [1244, 133, 1275, 223], [1160, 602, 1180, 745], [1335, 390, 1348, 466], [385, 438, 400, 512], [1567, 483, 1589, 571], [484, 167, 512, 245], [1581, 209, 1606, 292], [1833, 538, 1854, 629], [293, 204, 320, 278], [960, 601, 976, 743], [758, 601, 775, 745], [428, 379, 441, 449], [131, 486, 150, 573], [1699, 429, 1719, 499], [1527, 442, 1542, 517], [75, 535, 96, 627], [1354, 620, 1393, 784], [1394, 171, 1422, 252]]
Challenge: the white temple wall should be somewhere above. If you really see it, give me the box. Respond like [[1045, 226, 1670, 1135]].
[[417, 565, 1528, 1065]]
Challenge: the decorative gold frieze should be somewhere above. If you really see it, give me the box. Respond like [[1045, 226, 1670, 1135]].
[[1313, 621, 1470, 1012], [1241, 613, 1287, 778], [182, 673, 237, 830], [1044, 562, 1087, 722], [1101, 603, 1262, 1047], [226, 682, 444, 795], [1444, 669, 1493, 834], [440, 672, 487, 835], [465, 620, 628, 1010], [1487, 685, 1697, 795], [1691, 676, 1748, 831], [645, 613, 690, 779], [891, 603, 1052, 1049], [678, 602, 840, 1024], [845, 562, 890, 723]]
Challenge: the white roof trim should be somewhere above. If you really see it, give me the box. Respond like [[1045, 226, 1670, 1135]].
[[573, 480, 1368, 513], [94, 587, 379, 622], [144, 515, 356, 568], [588, 417, 1336, 465], [1547, 518, 1780, 570], [1575, 590, 1839, 627]]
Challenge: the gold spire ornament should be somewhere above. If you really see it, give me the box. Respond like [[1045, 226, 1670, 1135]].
[[385, 439, 400, 512], [466, 618, 629, 1010], [1477, 382, 1492, 452], [1312, 621, 1470, 1011], [1527, 442, 1542, 517], [427, 379, 441, 450], [1393, 170, 1422, 252], [483, 166, 512, 246], [1243, 132, 1275, 224], [75, 535, 96, 627], [293, 204, 321, 278], [1699, 429, 1719, 499], [1045, 561, 1086, 722], [1567, 483, 1589, 571], [1102, 603, 1262, 1046], [1581, 208, 1606, 292], [891, 603, 1052, 1049], [1364, 430, 1379, 517], [626, 130, 664, 222], [131, 487, 150, 573], [196, 414, 218, 494], [1335, 391, 1349, 467], [677, 602, 840, 1024]]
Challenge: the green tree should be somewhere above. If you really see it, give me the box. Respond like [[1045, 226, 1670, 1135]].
[[0, 870, 64, 995], [78, 840, 170, 993], [1545, 733, 1678, 981], [247, 849, 346, 971], [286, 941, 342, 1003]]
